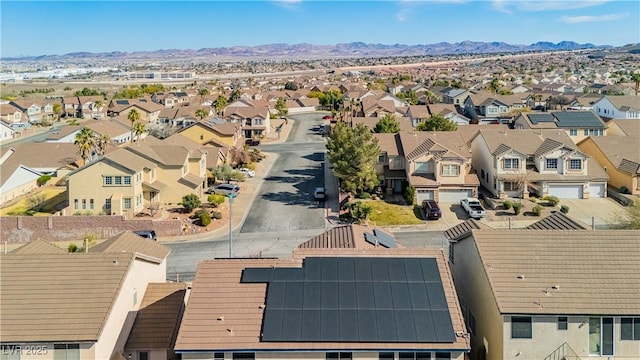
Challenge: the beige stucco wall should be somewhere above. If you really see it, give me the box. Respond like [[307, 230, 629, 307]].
[[0, 177, 38, 206], [471, 136, 498, 197], [95, 258, 167, 360], [155, 164, 203, 203], [183, 351, 465, 360], [502, 316, 640, 359], [450, 238, 504, 360], [579, 138, 638, 194], [67, 161, 141, 215], [180, 124, 235, 147]]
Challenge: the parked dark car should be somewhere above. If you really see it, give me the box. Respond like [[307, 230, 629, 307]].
[[245, 138, 260, 146], [422, 200, 442, 220], [133, 230, 157, 241]]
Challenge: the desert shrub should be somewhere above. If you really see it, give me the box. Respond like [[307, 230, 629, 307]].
[[620, 186, 629, 194], [243, 162, 256, 170], [356, 192, 371, 199], [37, 174, 52, 186], [181, 194, 201, 212], [198, 211, 211, 226], [512, 202, 523, 215], [543, 195, 560, 206], [211, 211, 223, 219], [560, 205, 570, 214], [68, 243, 79, 253], [503, 200, 512, 210], [24, 209, 37, 216], [402, 183, 415, 206], [532, 205, 542, 216], [207, 194, 225, 207]]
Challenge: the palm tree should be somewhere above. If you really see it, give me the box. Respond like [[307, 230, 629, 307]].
[[94, 100, 103, 119], [215, 95, 228, 116], [195, 108, 209, 120], [94, 133, 111, 156], [132, 121, 146, 142], [127, 109, 140, 143], [198, 88, 210, 104], [74, 127, 96, 165], [631, 72, 640, 96]]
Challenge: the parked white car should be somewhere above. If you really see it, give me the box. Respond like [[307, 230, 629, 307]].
[[239, 168, 255, 177]]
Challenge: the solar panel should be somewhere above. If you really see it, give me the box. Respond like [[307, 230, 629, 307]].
[[374, 228, 398, 248], [256, 257, 454, 343], [241, 268, 273, 283], [364, 232, 379, 247], [528, 113, 555, 124]]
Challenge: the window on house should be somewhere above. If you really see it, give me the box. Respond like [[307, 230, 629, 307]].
[[621, 317, 640, 340], [232, 354, 255, 360], [214, 353, 225, 360], [124, 176, 131, 185], [503, 182, 519, 191], [379, 353, 394, 360], [558, 317, 568, 330], [82, 199, 86, 210], [570, 159, 582, 170], [105, 198, 111, 209], [73, 199, 78, 210], [435, 353, 451, 360], [53, 344, 80, 360], [104, 176, 113, 185], [570, 129, 577, 136], [124, 198, 132, 209], [115, 176, 122, 185], [415, 162, 430, 173], [89, 199, 94, 210], [503, 158, 519, 170], [326, 353, 352, 360], [584, 129, 589, 136], [511, 316, 532, 339], [138, 352, 149, 360], [378, 155, 385, 163], [546, 158, 558, 169], [442, 164, 460, 176], [398, 352, 431, 360]]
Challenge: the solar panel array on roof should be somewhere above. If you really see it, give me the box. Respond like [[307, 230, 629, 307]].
[[243, 257, 455, 343], [528, 113, 556, 125], [363, 229, 398, 248], [553, 111, 604, 128]]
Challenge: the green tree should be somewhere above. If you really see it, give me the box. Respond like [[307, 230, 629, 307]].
[[212, 164, 235, 183], [374, 114, 401, 133], [127, 109, 140, 143], [207, 194, 226, 207], [284, 81, 298, 90], [275, 97, 288, 117], [74, 127, 96, 165], [198, 88, 210, 103], [424, 90, 439, 104], [488, 78, 502, 94], [180, 194, 201, 213], [52, 102, 63, 121], [631, 71, 640, 96], [215, 95, 227, 115], [319, 89, 343, 111], [229, 89, 241, 103], [94, 133, 111, 156], [416, 114, 458, 132], [195, 108, 209, 120], [132, 121, 146, 142], [326, 122, 380, 194], [346, 201, 373, 224]]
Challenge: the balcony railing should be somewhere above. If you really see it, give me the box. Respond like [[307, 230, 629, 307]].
[[543, 342, 581, 360]]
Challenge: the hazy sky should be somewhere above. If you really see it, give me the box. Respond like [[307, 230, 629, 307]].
[[1, 0, 638, 57]]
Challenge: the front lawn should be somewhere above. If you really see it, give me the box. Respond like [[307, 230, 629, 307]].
[[0, 187, 67, 216], [366, 200, 423, 226]]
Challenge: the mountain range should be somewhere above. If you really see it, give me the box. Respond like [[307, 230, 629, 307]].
[[4, 41, 608, 61]]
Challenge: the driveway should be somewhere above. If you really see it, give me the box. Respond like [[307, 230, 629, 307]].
[[558, 198, 626, 229]]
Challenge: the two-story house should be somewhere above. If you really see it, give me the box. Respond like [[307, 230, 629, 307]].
[[441, 88, 470, 106], [447, 228, 640, 360], [10, 99, 54, 124], [108, 98, 164, 124], [1, 232, 171, 360], [592, 95, 640, 120], [78, 95, 106, 119], [178, 120, 240, 148], [514, 111, 608, 143], [375, 131, 479, 203], [175, 247, 470, 360], [578, 121, 640, 195], [0, 103, 24, 125], [470, 129, 609, 199], [463, 93, 513, 124], [224, 102, 270, 139], [66, 141, 207, 217], [0, 120, 14, 142]]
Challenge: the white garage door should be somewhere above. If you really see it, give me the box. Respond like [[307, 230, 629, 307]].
[[439, 189, 473, 203], [549, 185, 583, 199], [416, 189, 434, 203], [588, 183, 605, 198]]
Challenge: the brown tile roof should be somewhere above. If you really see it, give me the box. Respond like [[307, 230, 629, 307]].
[[374, 133, 401, 156], [298, 225, 394, 249], [476, 128, 575, 155], [399, 131, 472, 161], [176, 250, 469, 352], [89, 231, 170, 262], [469, 229, 640, 315], [603, 95, 640, 111], [125, 282, 187, 350], [0, 104, 21, 116], [0, 252, 135, 342], [608, 119, 640, 136], [100, 148, 157, 173], [524, 211, 589, 230], [0, 142, 80, 186], [444, 219, 491, 241], [8, 239, 66, 255], [583, 136, 640, 175], [126, 144, 190, 167]]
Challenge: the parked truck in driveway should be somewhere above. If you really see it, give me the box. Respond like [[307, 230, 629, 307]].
[[460, 197, 486, 219]]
